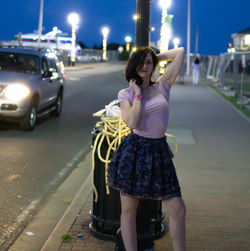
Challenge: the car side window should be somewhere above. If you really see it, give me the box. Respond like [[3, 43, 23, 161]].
[[42, 57, 49, 74], [48, 58, 58, 73]]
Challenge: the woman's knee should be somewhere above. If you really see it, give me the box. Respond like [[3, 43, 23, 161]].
[[164, 197, 186, 219], [178, 201, 186, 219], [120, 194, 138, 217]]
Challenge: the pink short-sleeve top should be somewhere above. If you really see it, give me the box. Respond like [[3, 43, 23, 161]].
[[118, 76, 170, 138]]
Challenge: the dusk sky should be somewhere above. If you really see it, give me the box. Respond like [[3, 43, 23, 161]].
[[0, 0, 249, 55]]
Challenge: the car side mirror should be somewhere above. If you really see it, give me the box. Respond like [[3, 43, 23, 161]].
[[42, 70, 53, 78]]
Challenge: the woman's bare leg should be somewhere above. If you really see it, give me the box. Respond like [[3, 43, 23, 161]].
[[163, 197, 186, 251], [120, 193, 139, 251]]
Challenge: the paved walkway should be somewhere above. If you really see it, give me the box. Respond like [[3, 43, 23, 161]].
[[58, 81, 250, 251]]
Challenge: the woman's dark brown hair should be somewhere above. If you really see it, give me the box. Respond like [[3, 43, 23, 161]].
[[125, 47, 158, 86]]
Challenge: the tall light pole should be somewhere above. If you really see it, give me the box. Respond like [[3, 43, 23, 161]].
[[132, 13, 138, 43], [125, 36, 132, 52], [101, 27, 109, 61], [195, 23, 199, 55], [67, 12, 80, 66], [38, 0, 44, 47], [187, 0, 191, 75], [149, 26, 155, 45]]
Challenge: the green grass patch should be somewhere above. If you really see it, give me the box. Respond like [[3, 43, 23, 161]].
[[202, 80, 250, 118], [243, 83, 250, 92], [61, 233, 71, 241]]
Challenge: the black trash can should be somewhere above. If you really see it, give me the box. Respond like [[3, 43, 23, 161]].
[[89, 130, 121, 239], [89, 129, 166, 245]]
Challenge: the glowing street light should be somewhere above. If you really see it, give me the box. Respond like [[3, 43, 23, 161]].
[[159, 0, 172, 53], [67, 12, 80, 66], [125, 36, 132, 52], [118, 46, 124, 54], [132, 14, 138, 21], [101, 27, 109, 61], [159, 0, 171, 9], [173, 37, 180, 48]]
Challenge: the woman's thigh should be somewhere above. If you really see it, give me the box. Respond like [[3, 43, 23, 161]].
[[120, 193, 139, 213]]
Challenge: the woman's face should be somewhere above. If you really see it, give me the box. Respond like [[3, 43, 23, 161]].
[[137, 53, 154, 79]]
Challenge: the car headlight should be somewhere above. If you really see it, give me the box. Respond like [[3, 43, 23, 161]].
[[5, 84, 30, 101]]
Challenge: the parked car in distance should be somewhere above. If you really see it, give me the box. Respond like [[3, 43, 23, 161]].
[[0, 46, 65, 131]]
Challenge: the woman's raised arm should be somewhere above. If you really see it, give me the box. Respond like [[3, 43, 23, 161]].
[[157, 47, 185, 88]]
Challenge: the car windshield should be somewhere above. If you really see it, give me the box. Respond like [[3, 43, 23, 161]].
[[0, 52, 39, 74]]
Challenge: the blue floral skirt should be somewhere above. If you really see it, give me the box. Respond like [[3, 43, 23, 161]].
[[107, 132, 181, 200]]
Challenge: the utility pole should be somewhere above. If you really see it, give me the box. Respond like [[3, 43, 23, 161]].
[[195, 23, 199, 56], [186, 0, 191, 75], [38, 0, 44, 48], [135, 0, 150, 48]]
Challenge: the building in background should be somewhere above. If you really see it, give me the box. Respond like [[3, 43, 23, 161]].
[[1, 27, 81, 52], [231, 27, 250, 52]]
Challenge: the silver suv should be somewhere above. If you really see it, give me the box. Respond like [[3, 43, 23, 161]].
[[0, 47, 65, 130]]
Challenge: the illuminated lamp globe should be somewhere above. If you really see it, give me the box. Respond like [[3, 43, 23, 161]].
[[159, 0, 171, 9], [67, 12, 80, 26]]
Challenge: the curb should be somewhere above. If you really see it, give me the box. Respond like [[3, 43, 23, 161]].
[[40, 172, 92, 251]]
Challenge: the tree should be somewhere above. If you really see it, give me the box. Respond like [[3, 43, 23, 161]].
[[92, 44, 102, 50], [107, 43, 121, 50], [77, 41, 88, 49]]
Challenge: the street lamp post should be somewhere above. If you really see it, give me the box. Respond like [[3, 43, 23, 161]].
[[38, 0, 44, 47], [159, 0, 172, 53], [187, 0, 191, 75], [101, 27, 109, 61], [125, 36, 132, 52], [67, 12, 80, 66], [159, 0, 173, 73]]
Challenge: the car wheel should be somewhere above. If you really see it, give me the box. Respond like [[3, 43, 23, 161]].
[[20, 102, 37, 131], [52, 91, 63, 117]]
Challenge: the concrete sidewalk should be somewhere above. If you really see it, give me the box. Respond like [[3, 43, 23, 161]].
[[58, 81, 250, 251], [12, 80, 250, 250]]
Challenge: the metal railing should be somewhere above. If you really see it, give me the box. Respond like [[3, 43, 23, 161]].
[[205, 51, 250, 104]]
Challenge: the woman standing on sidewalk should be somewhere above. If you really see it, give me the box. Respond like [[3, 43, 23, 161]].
[[107, 47, 186, 251]]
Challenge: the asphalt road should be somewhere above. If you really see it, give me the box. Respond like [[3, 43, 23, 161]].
[[0, 62, 126, 249]]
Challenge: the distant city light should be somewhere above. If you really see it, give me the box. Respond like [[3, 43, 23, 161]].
[[118, 46, 123, 53]]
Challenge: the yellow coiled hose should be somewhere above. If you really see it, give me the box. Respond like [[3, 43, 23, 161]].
[[91, 111, 178, 202]]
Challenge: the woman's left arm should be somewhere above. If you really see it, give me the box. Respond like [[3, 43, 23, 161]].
[[157, 47, 185, 88]]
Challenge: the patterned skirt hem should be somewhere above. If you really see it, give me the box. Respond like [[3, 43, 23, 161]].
[[107, 183, 182, 201]]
